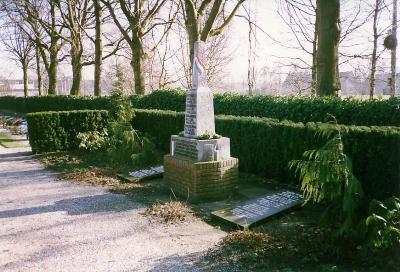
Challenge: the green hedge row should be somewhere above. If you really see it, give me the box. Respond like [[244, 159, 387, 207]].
[[133, 109, 400, 200], [0, 95, 112, 113], [1, 89, 399, 126], [131, 90, 400, 127], [27, 110, 109, 153]]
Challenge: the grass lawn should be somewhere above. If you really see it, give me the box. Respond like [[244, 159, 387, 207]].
[[38, 151, 399, 272], [0, 132, 29, 148]]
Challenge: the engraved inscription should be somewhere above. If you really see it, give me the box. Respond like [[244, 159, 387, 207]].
[[213, 190, 304, 228], [173, 138, 198, 160], [184, 92, 197, 136]]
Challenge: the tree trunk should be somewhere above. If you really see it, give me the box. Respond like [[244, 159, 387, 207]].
[[94, 0, 103, 96], [70, 56, 82, 96], [184, 0, 200, 69], [311, 6, 318, 96], [35, 46, 42, 96], [316, 0, 341, 97], [47, 3, 58, 96], [47, 45, 58, 95], [69, 34, 83, 96], [130, 33, 145, 95], [22, 60, 28, 97], [370, 0, 380, 99], [391, 0, 397, 97]]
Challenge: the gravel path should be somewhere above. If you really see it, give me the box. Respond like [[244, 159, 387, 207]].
[[0, 145, 225, 272]]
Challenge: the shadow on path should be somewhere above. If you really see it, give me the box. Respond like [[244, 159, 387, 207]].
[[0, 169, 51, 180], [0, 193, 141, 219], [0, 151, 32, 159]]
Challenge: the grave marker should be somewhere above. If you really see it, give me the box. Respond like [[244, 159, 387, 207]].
[[211, 190, 303, 229]]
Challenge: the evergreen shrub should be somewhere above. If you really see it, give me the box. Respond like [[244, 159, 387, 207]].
[[27, 110, 109, 153]]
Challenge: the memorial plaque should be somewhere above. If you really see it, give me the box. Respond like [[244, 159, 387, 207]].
[[211, 190, 303, 229], [173, 137, 198, 160], [117, 165, 165, 182]]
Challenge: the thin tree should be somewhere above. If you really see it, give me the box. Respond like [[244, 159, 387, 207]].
[[390, 0, 397, 97], [94, 0, 103, 96], [369, 0, 383, 99], [0, 24, 34, 97], [278, 0, 318, 95]]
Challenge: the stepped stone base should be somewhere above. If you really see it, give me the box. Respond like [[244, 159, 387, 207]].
[[164, 155, 239, 201]]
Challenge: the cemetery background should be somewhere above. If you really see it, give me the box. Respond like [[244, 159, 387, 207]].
[[0, 47, 399, 271], [0, 0, 399, 270]]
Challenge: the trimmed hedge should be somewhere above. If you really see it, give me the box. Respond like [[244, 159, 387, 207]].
[[131, 90, 400, 127], [27, 110, 109, 153], [133, 109, 400, 200], [1, 89, 399, 126], [0, 95, 112, 113]]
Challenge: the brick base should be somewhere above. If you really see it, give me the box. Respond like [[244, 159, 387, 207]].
[[164, 155, 239, 201]]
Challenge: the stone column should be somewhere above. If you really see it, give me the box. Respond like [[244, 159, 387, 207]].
[[184, 41, 215, 138]]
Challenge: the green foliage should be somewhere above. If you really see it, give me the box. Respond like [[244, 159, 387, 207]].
[[111, 64, 126, 96], [106, 79, 158, 167], [131, 90, 400, 127], [365, 197, 400, 251], [77, 129, 109, 152], [0, 95, 112, 113], [1, 89, 399, 126], [27, 110, 109, 153], [289, 117, 364, 238], [107, 71, 136, 164], [132, 109, 400, 201]]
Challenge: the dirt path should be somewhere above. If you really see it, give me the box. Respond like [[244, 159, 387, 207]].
[[0, 145, 225, 272]]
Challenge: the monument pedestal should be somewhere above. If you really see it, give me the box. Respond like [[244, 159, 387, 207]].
[[164, 155, 239, 201], [165, 135, 239, 201]]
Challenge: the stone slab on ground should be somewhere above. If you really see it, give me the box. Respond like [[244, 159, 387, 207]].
[[211, 190, 303, 230], [118, 165, 164, 183], [0, 146, 225, 272]]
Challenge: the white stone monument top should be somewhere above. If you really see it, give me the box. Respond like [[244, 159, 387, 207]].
[[184, 41, 216, 138], [192, 41, 208, 89]]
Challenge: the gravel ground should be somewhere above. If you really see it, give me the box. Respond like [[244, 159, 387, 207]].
[[0, 145, 225, 272]]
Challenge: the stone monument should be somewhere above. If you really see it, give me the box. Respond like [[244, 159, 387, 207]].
[[164, 41, 239, 201]]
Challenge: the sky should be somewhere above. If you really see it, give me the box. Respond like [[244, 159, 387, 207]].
[[0, 0, 398, 85]]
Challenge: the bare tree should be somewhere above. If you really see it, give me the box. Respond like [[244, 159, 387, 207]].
[[54, 0, 93, 95], [181, 0, 245, 69], [277, 0, 318, 95], [101, 0, 175, 95], [10, 0, 67, 95], [277, 0, 372, 96], [369, 0, 383, 98], [0, 23, 34, 97]]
